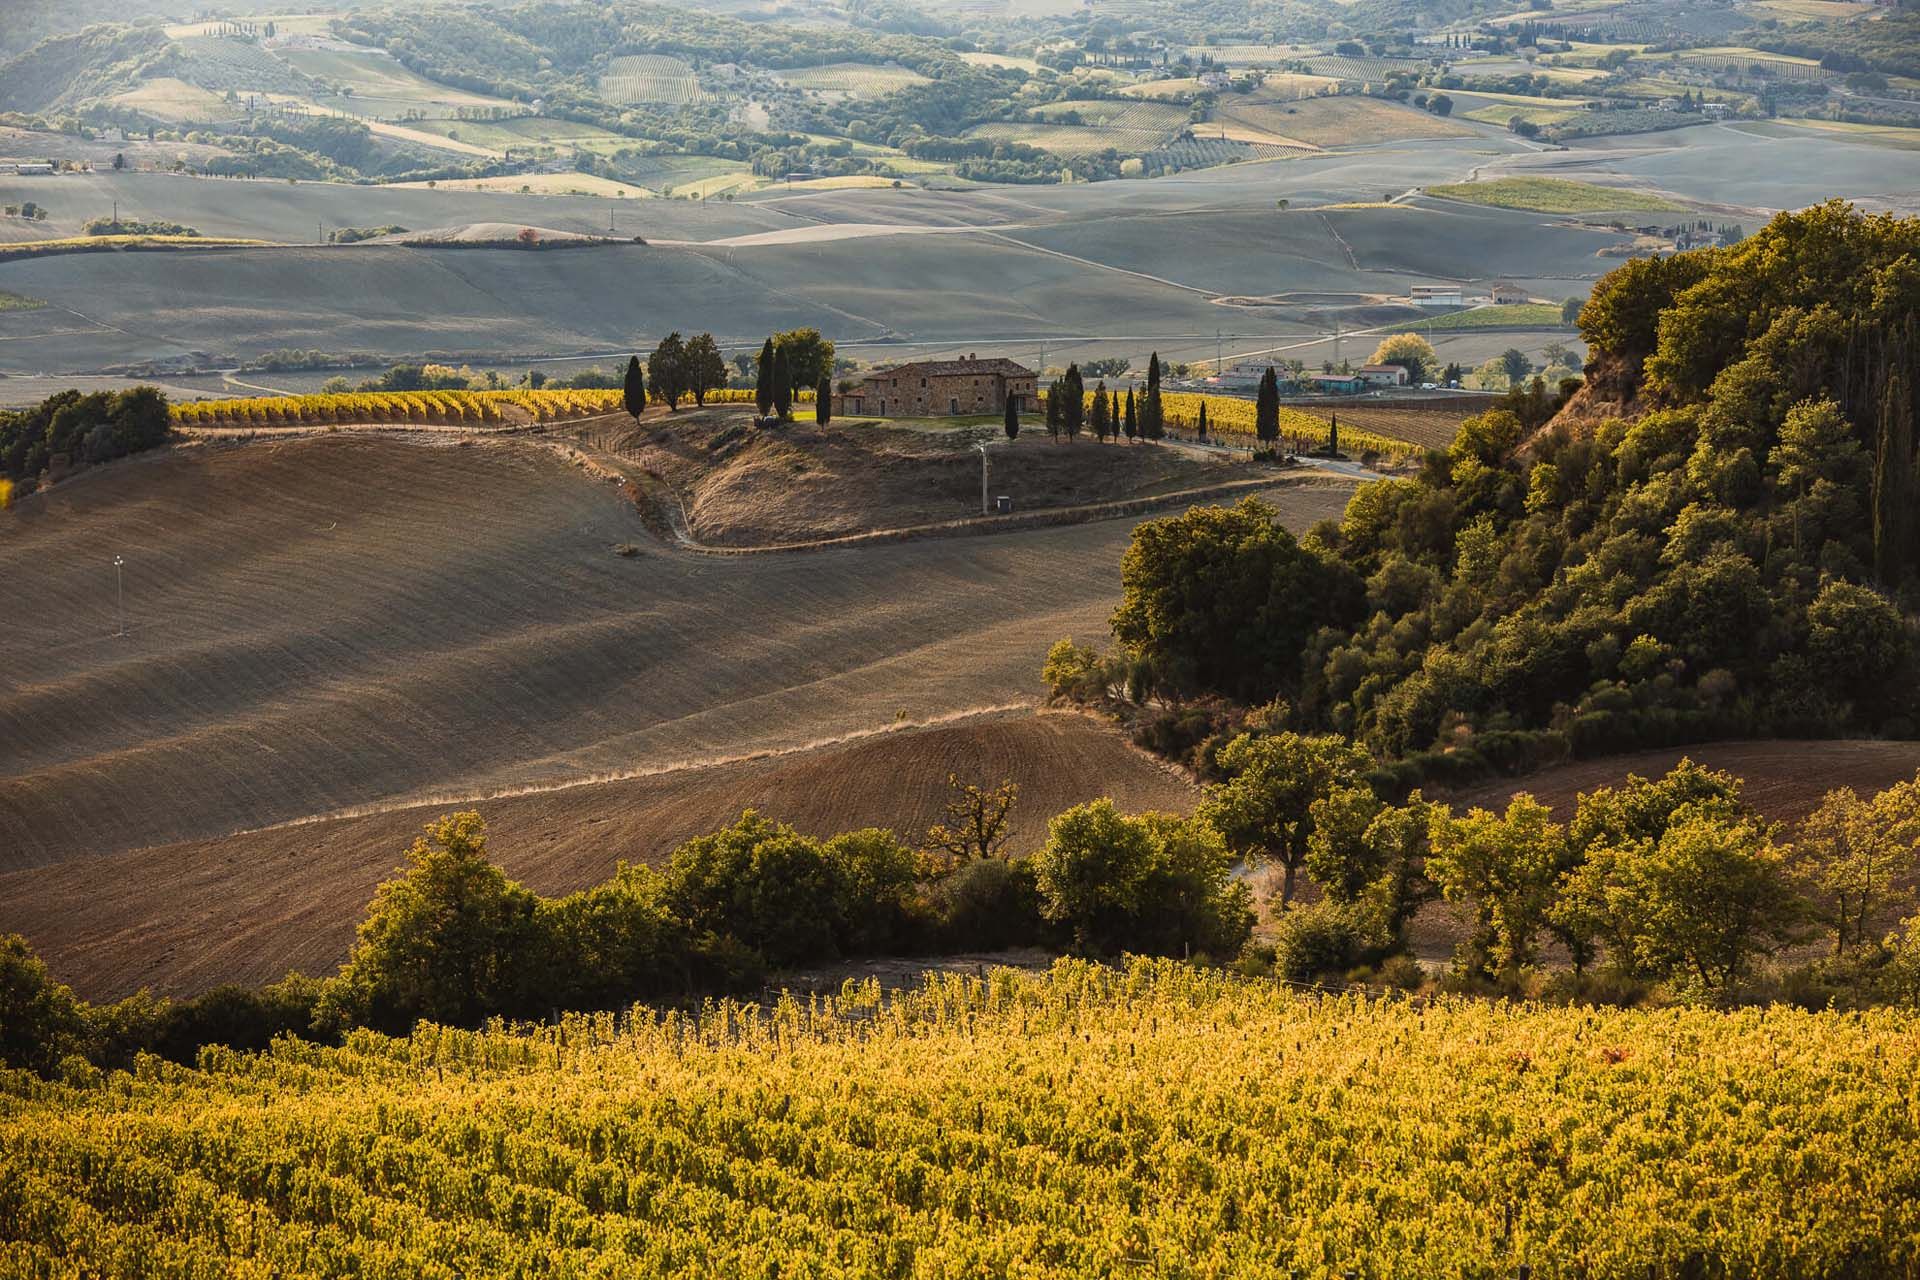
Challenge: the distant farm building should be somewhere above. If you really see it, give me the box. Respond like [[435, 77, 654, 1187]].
[[1357, 364, 1410, 387], [1309, 373, 1368, 394], [1210, 361, 1297, 392], [2, 162, 55, 176], [1409, 284, 1464, 308], [838, 355, 1037, 417], [1488, 282, 1530, 305]]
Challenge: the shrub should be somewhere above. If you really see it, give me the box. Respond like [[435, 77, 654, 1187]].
[[0, 935, 91, 1075], [932, 857, 1049, 951], [659, 812, 842, 968]]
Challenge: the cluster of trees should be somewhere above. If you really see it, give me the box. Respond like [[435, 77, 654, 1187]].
[[611, 328, 838, 420], [636, 331, 729, 409], [0, 387, 169, 490], [1079, 204, 1920, 773], [82, 217, 198, 237], [1040, 353, 1168, 443], [1, 780, 1256, 1074]]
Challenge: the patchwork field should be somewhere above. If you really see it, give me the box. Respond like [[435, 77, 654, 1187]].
[[776, 62, 929, 97], [0, 431, 1355, 872]]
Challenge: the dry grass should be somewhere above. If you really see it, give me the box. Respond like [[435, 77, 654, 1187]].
[[0, 711, 1197, 1000]]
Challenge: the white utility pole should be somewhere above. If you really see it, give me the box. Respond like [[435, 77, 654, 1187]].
[[976, 442, 990, 516], [113, 555, 125, 637]]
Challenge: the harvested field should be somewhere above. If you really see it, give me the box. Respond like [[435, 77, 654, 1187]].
[[573, 408, 1263, 546], [1425, 177, 1686, 214], [0, 431, 1354, 870], [1448, 740, 1920, 825], [1213, 95, 1472, 148], [0, 711, 1196, 1001]]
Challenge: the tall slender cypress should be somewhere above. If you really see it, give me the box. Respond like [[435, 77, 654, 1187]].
[[623, 354, 647, 419], [1124, 388, 1138, 443], [816, 375, 832, 425], [1197, 400, 1209, 441], [755, 338, 776, 417], [771, 346, 793, 420], [1256, 367, 1280, 445], [1004, 392, 1019, 440], [1143, 351, 1163, 440]]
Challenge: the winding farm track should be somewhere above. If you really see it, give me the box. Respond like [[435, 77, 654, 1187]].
[[0, 431, 1355, 991]]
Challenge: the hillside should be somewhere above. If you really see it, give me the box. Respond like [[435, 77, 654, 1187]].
[[0, 431, 1353, 869], [0, 711, 1197, 1000], [6, 960, 1915, 1277]]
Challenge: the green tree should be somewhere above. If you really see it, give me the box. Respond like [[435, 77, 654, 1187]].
[[817, 375, 833, 425], [1790, 779, 1920, 955], [659, 811, 839, 967], [325, 812, 542, 1030], [1111, 496, 1364, 702], [755, 337, 776, 416], [1200, 732, 1373, 907], [1427, 795, 1569, 979], [771, 328, 835, 391], [1090, 382, 1111, 441], [1034, 800, 1253, 956], [771, 345, 793, 420], [1197, 400, 1208, 440], [1124, 387, 1138, 442], [1045, 379, 1062, 441], [1061, 364, 1084, 441], [1004, 392, 1018, 440], [1499, 347, 1534, 386], [622, 354, 647, 419], [650, 332, 688, 410], [1255, 367, 1280, 445], [683, 333, 728, 407], [1142, 351, 1165, 440], [924, 774, 1019, 866], [0, 934, 91, 1075], [1561, 295, 1584, 326]]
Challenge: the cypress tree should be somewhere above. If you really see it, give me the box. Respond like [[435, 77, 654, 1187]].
[[1143, 351, 1163, 440], [816, 375, 832, 425], [1256, 367, 1280, 445], [1004, 393, 1019, 440], [1197, 400, 1208, 441], [755, 337, 775, 417], [1874, 362, 1912, 585], [1062, 364, 1084, 441], [1046, 380, 1062, 441], [771, 346, 793, 420], [1091, 382, 1110, 441], [1124, 388, 1138, 443], [623, 354, 646, 419], [1329, 412, 1339, 457]]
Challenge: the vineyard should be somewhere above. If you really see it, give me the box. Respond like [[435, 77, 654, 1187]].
[[168, 388, 805, 429], [597, 55, 709, 106], [1051, 388, 1428, 459], [775, 62, 931, 98], [3, 959, 1916, 1278]]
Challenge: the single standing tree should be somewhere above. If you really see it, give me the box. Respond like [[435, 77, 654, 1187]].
[[1199, 732, 1374, 908], [1004, 392, 1019, 440], [1124, 388, 1138, 443], [1045, 381, 1062, 441], [1143, 351, 1164, 440], [649, 332, 688, 410], [770, 327, 835, 391], [1367, 333, 1438, 385], [623, 354, 647, 419], [1255, 367, 1280, 445], [771, 345, 793, 420], [755, 337, 776, 416], [1091, 382, 1111, 442], [683, 333, 727, 407], [1197, 400, 1209, 441], [924, 774, 1020, 865], [1328, 413, 1339, 456], [1500, 347, 1534, 387], [816, 375, 833, 425], [1062, 364, 1085, 441]]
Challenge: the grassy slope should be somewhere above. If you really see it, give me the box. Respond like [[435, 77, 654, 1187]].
[[1421, 302, 1569, 330], [1425, 176, 1687, 213]]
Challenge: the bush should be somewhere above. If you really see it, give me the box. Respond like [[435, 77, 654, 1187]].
[[0, 935, 91, 1075], [932, 857, 1049, 951], [660, 812, 842, 968], [1270, 900, 1387, 984]]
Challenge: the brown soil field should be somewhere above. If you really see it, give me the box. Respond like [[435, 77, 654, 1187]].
[[0, 710, 1196, 1001], [1448, 739, 1920, 825], [568, 408, 1256, 547], [1290, 396, 1488, 451], [1, 431, 1355, 871]]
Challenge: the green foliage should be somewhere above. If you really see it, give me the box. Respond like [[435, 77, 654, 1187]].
[[1033, 800, 1253, 957], [1201, 731, 1373, 906], [649, 330, 688, 408], [0, 935, 90, 1074], [682, 333, 727, 406], [1111, 497, 1363, 703], [0, 385, 170, 487], [1428, 795, 1570, 978], [771, 328, 835, 393], [1368, 333, 1438, 383], [623, 353, 647, 418]]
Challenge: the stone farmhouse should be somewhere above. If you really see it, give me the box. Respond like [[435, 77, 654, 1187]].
[[837, 356, 1037, 418]]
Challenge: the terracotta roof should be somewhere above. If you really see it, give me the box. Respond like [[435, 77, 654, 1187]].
[[863, 357, 1035, 381]]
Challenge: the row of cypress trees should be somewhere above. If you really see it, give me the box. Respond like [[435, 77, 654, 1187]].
[[1038, 353, 1173, 443]]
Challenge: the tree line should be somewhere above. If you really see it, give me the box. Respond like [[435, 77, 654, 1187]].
[[0, 387, 169, 491], [0, 776, 1253, 1077], [623, 327, 837, 421], [1040, 353, 1172, 443]]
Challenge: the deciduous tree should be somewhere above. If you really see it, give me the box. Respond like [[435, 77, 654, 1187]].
[[649, 332, 688, 410], [1200, 732, 1373, 907], [683, 333, 727, 407]]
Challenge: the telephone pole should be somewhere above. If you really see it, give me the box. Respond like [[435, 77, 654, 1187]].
[[976, 442, 990, 516], [113, 555, 125, 637]]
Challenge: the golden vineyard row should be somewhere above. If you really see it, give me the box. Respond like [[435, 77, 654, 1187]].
[[169, 387, 811, 429], [4, 959, 1915, 1279], [1044, 389, 1427, 458]]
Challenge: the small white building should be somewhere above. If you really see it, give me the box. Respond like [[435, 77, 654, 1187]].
[[1409, 284, 1464, 308], [2, 162, 55, 176], [1357, 363, 1409, 388], [1210, 360, 1280, 390]]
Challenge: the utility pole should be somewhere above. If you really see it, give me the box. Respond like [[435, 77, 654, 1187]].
[[113, 555, 125, 637], [976, 442, 990, 516], [1216, 327, 1223, 374]]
